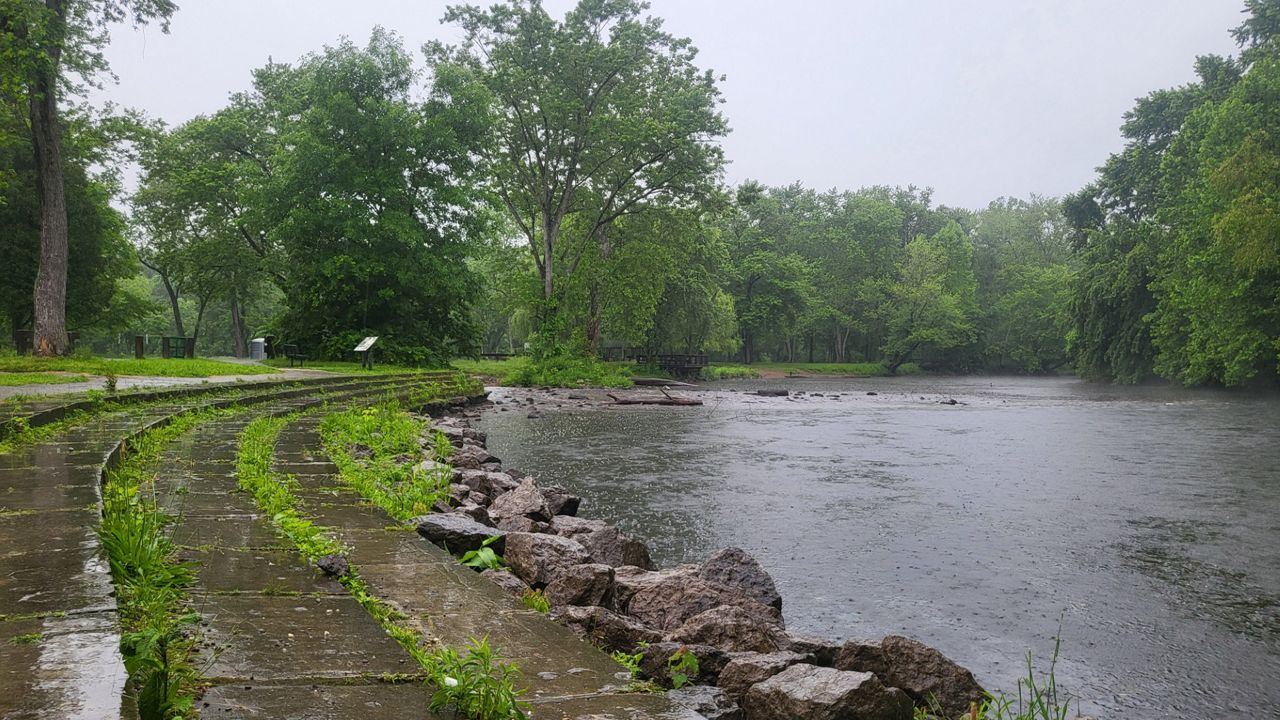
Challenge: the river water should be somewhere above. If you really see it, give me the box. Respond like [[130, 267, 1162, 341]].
[[476, 376, 1280, 718]]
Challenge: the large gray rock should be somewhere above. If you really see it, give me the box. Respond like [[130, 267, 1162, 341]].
[[579, 525, 655, 569], [543, 563, 615, 608], [612, 565, 699, 611], [480, 568, 529, 596], [666, 604, 790, 653], [668, 685, 742, 720], [880, 635, 986, 718], [717, 651, 811, 700], [541, 484, 581, 516], [628, 572, 784, 632], [494, 515, 551, 534], [554, 605, 660, 654], [488, 478, 552, 523], [455, 469, 519, 498], [788, 634, 842, 667], [832, 638, 887, 676], [503, 532, 590, 587], [639, 642, 730, 687], [699, 547, 782, 612], [414, 513, 505, 555], [447, 444, 498, 469], [454, 501, 494, 527], [550, 515, 610, 537], [744, 664, 913, 720]]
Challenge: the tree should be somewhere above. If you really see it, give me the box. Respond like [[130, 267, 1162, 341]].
[[1, 0, 175, 355], [431, 0, 728, 344], [878, 222, 977, 372]]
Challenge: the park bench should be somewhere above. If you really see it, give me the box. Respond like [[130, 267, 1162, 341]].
[[160, 336, 192, 359], [283, 343, 309, 368]]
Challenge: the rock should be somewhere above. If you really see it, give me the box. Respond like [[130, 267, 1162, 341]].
[[316, 554, 350, 578], [349, 443, 373, 460], [503, 532, 590, 587], [744, 664, 913, 720], [415, 514, 506, 554], [640, 641, 730, 686], [495, 516, 551, 534], [447, 444, 498, 469], [666, 604, 790, 653], [550, 515, 610, 537], [755, 389, 788, 397], [541, 484, 582, 516], [466, 490, 489, 506], [668, 685, 742, 720], [455, 502, 494, 526], [554, 605, 660, 654], [481, 568, 529, 596], [866, 391, 878, 396], [456, 469, 519, 498], [787, 635, 841, 667], [489, 478, 552, 523], [717, 651, 810, 700], [543, 563, 615, 608], [413, 458, 452, 475], [447, 483, 472, 504], [566, 393, 588, 400], [578, 526, 655, 569], [431, 498, 454, 515], [527, 408, 543, 419], [832, 638, 886, 676], [627, 571, 783, 632], [880, 635, 985, 718], [699, 547, 782, 611]]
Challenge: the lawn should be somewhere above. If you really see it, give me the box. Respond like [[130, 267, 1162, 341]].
[[0, 356, 280, 378], [450, 356, 531, 379], [0, 371, 90, 387], [746, 361, 921, 376], [260, 358, 451, 375]]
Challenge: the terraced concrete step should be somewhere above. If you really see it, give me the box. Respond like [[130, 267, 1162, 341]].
[[0, 374, 447, 719]]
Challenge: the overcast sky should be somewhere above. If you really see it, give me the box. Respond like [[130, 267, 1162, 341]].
[[96, 0, 1245, 209]]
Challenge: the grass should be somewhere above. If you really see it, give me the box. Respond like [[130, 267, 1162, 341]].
[[0, 355, 278, 378], [700, 364, 760, 380], [319, 400, 453, 520], [98, 406, 238, 719], [451, 357, 531, 380], [499, 354, 633, 388], [262, 358, 452, 375], [0, 371, 89, 386]]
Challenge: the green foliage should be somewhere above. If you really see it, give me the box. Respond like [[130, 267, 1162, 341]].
[[459, 535, 506, 571], [0, 355, 278, 378], [0, 371, 88, 386], [518, 589, 549, 614], [426, 637, 528, 720], [611, 649, 643, 678], [319, 400, 451, 520], [877, 223, 978, 372], [667, 647, 700, 689], [700, 364, 760, 380], [502, 354, 633, 389]]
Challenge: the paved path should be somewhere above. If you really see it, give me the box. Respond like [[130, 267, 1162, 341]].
[[0, 367, 330, 401]]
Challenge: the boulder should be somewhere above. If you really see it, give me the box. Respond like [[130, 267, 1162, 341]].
[[454, 502, 494, 526], [541, 484, 582, 516], [554, 605, 660, 654], [628, 573, 783, 632], [880, 635, 986, 718], [481, 568, 528, 596], [755, 389, 788, 397], [503, 532, 590, 587], [447, 483, 472, 504], [666, 604, 790, 653], [552, 517, 655, 569], [447, 444, 498, 469], [788, 635, 842, 667], [639, 641, 730, 686], [612, 565, 699, 611], [543, 563, 615, 608], [488, 478, 552, 523], [550, 515, 610, 538], [832, 638, 886, 676], [455, 469, 518, 498], [667, 685, 742, 720], [415, 514, 505, 555], [717, 651, 810, 700], [495, 515, 551, 534], [413, 458, 452, 476], [743, 664, 913, 720], [316, 554, 350, 578], [699, 547, 782, 611]]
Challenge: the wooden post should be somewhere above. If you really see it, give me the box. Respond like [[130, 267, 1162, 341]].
[[134, 335, 144, 359]]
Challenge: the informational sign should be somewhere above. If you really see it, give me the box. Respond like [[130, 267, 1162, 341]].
[[354, 336, 378, 352]]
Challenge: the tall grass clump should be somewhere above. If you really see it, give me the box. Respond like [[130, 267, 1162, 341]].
[[319, 399, 453, 520], [99, 408, 232, 719], [502, 354, 632, 388], [914, 636, 1076, 720], [700, 364, 760, 380]]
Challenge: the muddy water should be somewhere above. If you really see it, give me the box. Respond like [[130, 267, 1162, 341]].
[[477, 376, 1280, 718]]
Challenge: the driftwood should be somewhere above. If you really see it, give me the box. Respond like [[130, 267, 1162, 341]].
[[607, 389, 703, 406]]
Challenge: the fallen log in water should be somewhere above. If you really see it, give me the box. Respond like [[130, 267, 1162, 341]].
[[606, 391, 703, 406]]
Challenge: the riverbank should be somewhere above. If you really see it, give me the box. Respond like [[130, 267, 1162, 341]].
[[422, 403, 1000, 719]]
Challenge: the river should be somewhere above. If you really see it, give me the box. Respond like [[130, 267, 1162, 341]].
[[475, 376, 1280, 718]]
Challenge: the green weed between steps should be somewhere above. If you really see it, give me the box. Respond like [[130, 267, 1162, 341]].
[[238, 405, 527, 720], [99, 406, 237, 719], [913, 636, 1076, 720], [319, 400, 454, 520]]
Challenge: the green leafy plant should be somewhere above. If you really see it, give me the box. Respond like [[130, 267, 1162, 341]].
[[667, 646, 700, 689], [104, 369, 118, 395], [459, 535, 506, 571], [611, 649, 643, 678], [427, 637, 528, 720], [519, 588, 550, 614]]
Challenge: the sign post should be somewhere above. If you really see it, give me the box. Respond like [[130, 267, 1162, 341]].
[[354, 336, 378, 370]]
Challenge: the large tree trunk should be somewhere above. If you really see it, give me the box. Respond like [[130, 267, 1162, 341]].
[[30, 8, 69, 357], [160, 273, 184, 337], [230, 293, 248, 358]]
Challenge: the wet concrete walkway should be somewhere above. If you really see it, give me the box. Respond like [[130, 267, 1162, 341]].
[[274, 416, 689, 720]]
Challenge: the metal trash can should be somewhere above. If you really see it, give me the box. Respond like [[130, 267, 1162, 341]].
[[250, 338, 266, 360]]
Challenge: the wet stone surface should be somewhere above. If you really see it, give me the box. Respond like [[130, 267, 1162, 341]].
[[199, 682, 442, 719], [169, 513, 288, 550], [0, 611, 130, 719], [192, 593, 414, 681], [178, 547, 344, 595]]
